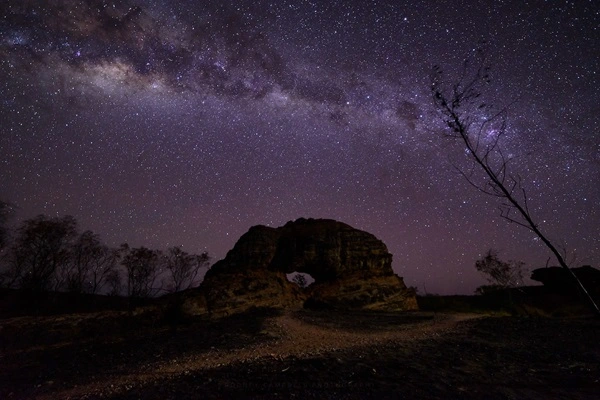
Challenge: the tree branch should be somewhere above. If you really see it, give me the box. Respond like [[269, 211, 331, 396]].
[[431, 57, 600, 316]]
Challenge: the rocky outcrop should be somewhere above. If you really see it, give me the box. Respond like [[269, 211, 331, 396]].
[[531, 265, 600, 294], [183, 218, 417, 317]]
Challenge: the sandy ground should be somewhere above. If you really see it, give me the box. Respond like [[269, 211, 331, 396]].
[[1, 309, 598, 399]]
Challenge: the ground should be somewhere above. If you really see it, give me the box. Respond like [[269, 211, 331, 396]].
[[1, 308, 598, 399]]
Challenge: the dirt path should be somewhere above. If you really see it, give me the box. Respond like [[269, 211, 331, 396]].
[[40, 312, 476, 399]]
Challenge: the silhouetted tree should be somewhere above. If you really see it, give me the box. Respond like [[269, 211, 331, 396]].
[[59, 230, 119, 294], [105, 268, 123, 296], [165, 247, 210, 292], [121, 244, 164, 298], [476, 249, 524, 289], [431, 51, 600, 315], [3, 215, 78, 292], [88, 246, 120, 295]]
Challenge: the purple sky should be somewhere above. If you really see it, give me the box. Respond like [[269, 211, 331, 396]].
[[1, 0, 599, 294]]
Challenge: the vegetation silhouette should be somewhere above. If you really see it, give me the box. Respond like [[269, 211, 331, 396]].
[[431, 50, 600, 316], [0, 208, 210, 314]]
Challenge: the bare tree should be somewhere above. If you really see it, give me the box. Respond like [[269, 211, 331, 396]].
[[60, 230, 119, 294], [431, 52, 600, 315], [165, 247, 209, 292], [4, 215, 78, 292], [87, 246, 120, 295], [120, 244, 164, 298], [476, 249, 524, 289], [105, 268, 123, 296]]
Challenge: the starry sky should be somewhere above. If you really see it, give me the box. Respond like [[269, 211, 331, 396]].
[[1, 0, 599, 294]]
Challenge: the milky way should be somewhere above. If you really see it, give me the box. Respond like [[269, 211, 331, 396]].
[[1, 0, 599, 294]]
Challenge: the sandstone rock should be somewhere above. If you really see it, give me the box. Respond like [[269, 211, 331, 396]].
[[184, 218, 417, 316]]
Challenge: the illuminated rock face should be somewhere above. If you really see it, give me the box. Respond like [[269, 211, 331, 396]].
[[183, 218, 418, 317]]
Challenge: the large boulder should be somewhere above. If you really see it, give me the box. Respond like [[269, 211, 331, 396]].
[[531, 265, 600, 294], [183, 218, 417, 317]]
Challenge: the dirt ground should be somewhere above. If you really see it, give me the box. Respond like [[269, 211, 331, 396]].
[[1, 308, 598, 399]]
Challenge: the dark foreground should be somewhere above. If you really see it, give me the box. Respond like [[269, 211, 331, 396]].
[[0, 308, 598, 399]]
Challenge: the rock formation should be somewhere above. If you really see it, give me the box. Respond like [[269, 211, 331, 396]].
[[182, 218, 418, 317], [531, 265, 600, 294]]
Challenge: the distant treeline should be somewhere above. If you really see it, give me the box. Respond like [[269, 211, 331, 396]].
[[0, 201, 210, 297]]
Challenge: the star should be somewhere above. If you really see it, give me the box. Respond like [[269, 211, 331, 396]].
[[0, 0, 598, 294]]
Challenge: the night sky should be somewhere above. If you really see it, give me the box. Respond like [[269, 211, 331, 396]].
[[1, 0, 599, 294]]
